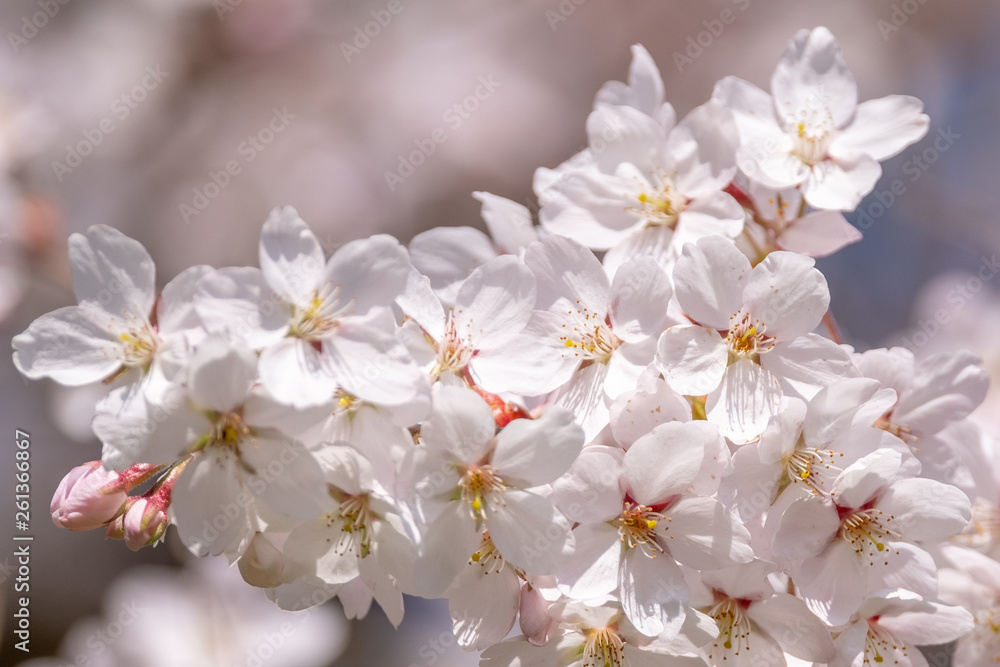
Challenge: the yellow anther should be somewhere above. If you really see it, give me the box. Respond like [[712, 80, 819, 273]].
[[646, 519, 658, 530], [564, 339, 578, 348]]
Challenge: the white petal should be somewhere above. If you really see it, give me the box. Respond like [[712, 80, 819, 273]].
[[666, 99, 739, 196], [878, 601, 974, 647], [671, 190, 745, 250], [624, 421, 718, 505], [455, 255, 536, 350], [831, 449, 900, 509], [595, 44, 665, 117], [748, 593, 836, 663], [772, 497, 840, 561], [421, 384, 497, 462], [796, 540, 864, 627], [550, 445, 625, 524], [537, 164, 640, 250], [241, 434, 326, 520], [325, 234, 411, 316], [712, 75, 783, 151], [608, 256, 672, 343], [414, 501, 480, 598], [172, 450, 247, 556], [893, 349, 989, 436], [491, 407, 584, 487], [663, 496, 754, 569], [763, 334, 859, 400], [555, 362, 612, 443], [619, 548, 687, 638], [12, 305, 124, 385], [830, 95, 929, 161], [743, 251, 829, 340], [474, 191, 538, 254], [771, 27, 857, 127], [156, 265, 213, 334], [187, 336, 256, 412], [69, 225, 155, 319], [396, 266, 445, 341], [802, 154, 881, 211], [555, 522, 622, 599], [609, 374, 691, 448], [408, 226, 497, 305], [673, 235, 750, 329], [706, 360, 783, 445], [194, 266, 290, 349], [284, 517, 361, 585], [525, 234, 610, 313], [656, 325, 727, 396], [487, 490, 574, 575], [258, 206, 324, 305], [587, 103, 663, 174], [449, 562, 520, 650], [875, 477, 971, 543], [777, 210, 861, 257], [258, 337, 338, 409], [324, 316, 427, 406]]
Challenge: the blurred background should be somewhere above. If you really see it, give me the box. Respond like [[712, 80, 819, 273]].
[[1, 0, 999, 664]]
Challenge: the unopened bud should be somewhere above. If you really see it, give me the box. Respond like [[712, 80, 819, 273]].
[[51, 461, 128, 531]]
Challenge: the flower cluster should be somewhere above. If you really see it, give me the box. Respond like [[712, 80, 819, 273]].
[[15, 27, 998, 666]]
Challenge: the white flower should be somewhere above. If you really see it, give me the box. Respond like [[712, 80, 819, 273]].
[[410, 385, 583, 597], [280, 444, 416, 628], [396, 253, 537, 392], [657, 235, 857, 443], [12, 226, 204, 397], [536, 79, 743, 274], [691, 561, 836, 667], [501, 235, 673, 440], [552, 421, 750, 638], [408, 192, 538, 305], [195, 206, 426, 409], [480, 600, 712, 667], [714, 26, 929, 210], [830, 590, 973, 667], [772, 448, 971, 625]]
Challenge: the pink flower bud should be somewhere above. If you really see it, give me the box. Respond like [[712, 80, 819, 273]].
[[122, 497, 169, 551], [51, 461, 128, 531]]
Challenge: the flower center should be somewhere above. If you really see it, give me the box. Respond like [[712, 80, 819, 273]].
[[469, 530, 505, 574], [841, 509, 901, 565], [560, 308, 620, 365], [875, 414, 918, 445], [786, 104, 834, 166], [864, 621, 910, 665], [432, 311, 474, 377], [784, 447, 843, 496], [617, 502, 666, 558], [459, 465, 505, 521], [288, 284, 350, 339], [707, 598, 752, 658], [582, 627, 625, 667], [211, 411, 250, 447], [118, 320, 159, 368], [631, 171, 685, 229], [726, 310, 773, 362], [955, 500, 1000, 550], [331, 495, 375, 558]]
